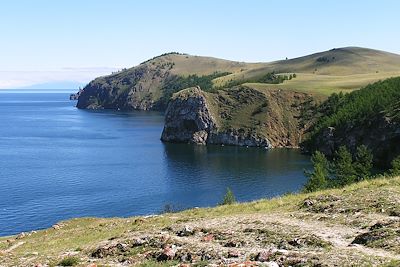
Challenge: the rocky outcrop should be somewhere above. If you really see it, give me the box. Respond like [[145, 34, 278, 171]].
[[161, 87, 217, 145], [75, 53, 254, 111], [208, 129, 272, 148], [76, 62, 172, 111], [160, 86, 313, 148], [313, 114, 400, 167]]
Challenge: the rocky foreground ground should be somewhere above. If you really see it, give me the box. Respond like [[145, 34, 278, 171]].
[[1, 177, 399, 267]]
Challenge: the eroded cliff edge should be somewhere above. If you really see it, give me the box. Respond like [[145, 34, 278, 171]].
[[161, 86, 315, 148]]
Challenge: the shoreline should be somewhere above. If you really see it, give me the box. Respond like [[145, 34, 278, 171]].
[[1, 176, 399, 266]]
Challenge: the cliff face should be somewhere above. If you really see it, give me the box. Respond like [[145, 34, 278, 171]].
[[161, 86, 315, 148], [161, 87, 217, 145], [76, 53, 257, 111], [77, 61, 172, 110], [314, 115, 400, 167]]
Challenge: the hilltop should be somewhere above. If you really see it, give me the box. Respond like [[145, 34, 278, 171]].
[[76, 53, 265, 111], [1, 176, 399, 266], [216, 47, 400, 95], [76, 47, 400, 111]]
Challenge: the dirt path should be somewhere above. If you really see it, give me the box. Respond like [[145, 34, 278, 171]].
[[158, 212, 400, 264], [3, 241, 24, 253]]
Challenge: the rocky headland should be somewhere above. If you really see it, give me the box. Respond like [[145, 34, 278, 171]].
[[161, 86, 314, 148]]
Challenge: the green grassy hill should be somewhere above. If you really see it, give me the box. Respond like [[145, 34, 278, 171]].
[[77, 47, 400, 110], [1, 176, 399, 266], [76, 53, 265, 110], [215, 47, 400, 95]]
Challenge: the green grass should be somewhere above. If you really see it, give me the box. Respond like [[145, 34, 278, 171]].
[[1, 176, 399, 266], [242, 72, 400, 96], [80, 47, 400, 110], [58, 256, 80, 266], [212, 47, 400, 96]]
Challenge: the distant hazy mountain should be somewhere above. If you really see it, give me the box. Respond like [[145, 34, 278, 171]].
[[16, 81, 86, 90]]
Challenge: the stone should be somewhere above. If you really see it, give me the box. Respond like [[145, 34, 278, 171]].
[[132, 237, 148, 247], [224, 241, 238, 247], [288, 238, 302, 247], [176, 226, 195, 237], [263, 262, 279, 267], [256, 250, 272, 262], [52, 224, 61, 230], [91, 243, 129, 258], [202, 233, 214, 242], [157, 246, 176, 261], [303, 199, 314, 207], [228, 250, 240, 258], [16, 232, 26, 239]]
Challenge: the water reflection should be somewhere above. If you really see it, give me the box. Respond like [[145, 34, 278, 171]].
[[162, 143, 310, 207]]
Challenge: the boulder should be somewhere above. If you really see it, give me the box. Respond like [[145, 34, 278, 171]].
[[255, 250, 272, 262]]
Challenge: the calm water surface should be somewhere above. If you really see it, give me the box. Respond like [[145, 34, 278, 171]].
[[0, 91, 311, 236]]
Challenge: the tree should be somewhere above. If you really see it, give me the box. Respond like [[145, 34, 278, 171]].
[[303, 151, 329, 192], [334, 146, 356, 186], [354, 145, 373, 181], [390, 155, 400, 176], [220, 187, 236, 205]]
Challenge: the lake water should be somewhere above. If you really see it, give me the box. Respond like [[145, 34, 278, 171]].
[[0, 91, 311, 236]]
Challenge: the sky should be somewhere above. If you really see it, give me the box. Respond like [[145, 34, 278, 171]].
[[1, 0, 399, 89]]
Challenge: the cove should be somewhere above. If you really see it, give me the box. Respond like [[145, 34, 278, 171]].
[[0, 91, 311, 236]]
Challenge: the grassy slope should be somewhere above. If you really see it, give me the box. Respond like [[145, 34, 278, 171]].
[[79, 47, 400, 110], [1, 176, 399, 266], [201, 86, 315, 147], [164, 54, 265, 76], [213, 47, 400, 96]]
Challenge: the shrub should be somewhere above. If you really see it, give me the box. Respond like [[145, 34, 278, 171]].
[[390, 156, 400, 176], [220, 187, 236, 205], [58, 256, 80, 266]]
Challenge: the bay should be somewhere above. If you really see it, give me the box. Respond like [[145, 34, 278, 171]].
[[0, 91, 311, 236]]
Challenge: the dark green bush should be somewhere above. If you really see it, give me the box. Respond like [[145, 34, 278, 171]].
[[58, 256, 80, 266]]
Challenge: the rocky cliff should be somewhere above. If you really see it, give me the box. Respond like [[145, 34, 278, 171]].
[[76, 53, 258, 111], [161, 86, 315, 148], [76, 60, 173, 110], [161, 87, 217, 145]]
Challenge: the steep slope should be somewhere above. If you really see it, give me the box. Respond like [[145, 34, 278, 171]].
[[76, 48, 400, 149], [77, 47, 400, 112], [1, 177, 399, 266], [76, 53, 264, 110], [161, 86, 316, 148], [302, 77, 400, 167]]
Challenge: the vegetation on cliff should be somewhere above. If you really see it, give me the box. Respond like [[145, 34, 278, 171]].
[[77, 47, 400, 111], [303, 77, 400, 167]]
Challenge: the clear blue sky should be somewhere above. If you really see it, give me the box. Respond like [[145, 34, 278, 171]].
[[1, 0, 399, 88]]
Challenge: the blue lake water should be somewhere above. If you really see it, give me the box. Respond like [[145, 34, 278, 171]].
[[0, 91, 311, 236]]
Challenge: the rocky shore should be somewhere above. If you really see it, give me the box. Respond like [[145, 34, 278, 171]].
[[1, 177, 399, 266]]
